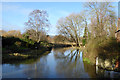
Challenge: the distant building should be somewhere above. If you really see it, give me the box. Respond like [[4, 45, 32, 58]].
[[115, 18, 120, 42]]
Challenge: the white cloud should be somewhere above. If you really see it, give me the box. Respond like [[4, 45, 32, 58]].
[[2, 4, 33, 16]]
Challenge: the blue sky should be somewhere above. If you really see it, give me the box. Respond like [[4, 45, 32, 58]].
[[1, 2, 118, 36]]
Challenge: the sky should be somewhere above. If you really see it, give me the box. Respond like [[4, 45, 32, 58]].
[[1, 2, 118, 36], [119, 2, 120, 18]]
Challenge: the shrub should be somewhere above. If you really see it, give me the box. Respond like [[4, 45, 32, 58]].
[[15, 41, 21, 47], [82, 39, 86, 46]]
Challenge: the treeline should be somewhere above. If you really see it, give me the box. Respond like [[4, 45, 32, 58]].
[[1, 2, 119, 52], [55, 2, 120, 64], [56, 2, 117, 46], [82, 2, 119, 57], [1, 29, 73, 50], [0, 30, 71, 43], [0, 30, 22, 38]]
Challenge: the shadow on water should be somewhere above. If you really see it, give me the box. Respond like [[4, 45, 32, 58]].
[[2, 47, 120, 78]]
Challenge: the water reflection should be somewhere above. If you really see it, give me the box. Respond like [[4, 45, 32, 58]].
[[2, 47, 120, 78], [54, 48, 80, 63], [2, 51, 50, 78], [53, 48, 89, 78], [23, 56, 50, 78]]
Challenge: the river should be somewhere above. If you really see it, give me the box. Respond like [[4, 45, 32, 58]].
[[2, 47, 120, 78]]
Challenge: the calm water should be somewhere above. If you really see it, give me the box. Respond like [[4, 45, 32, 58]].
[[2, 47, 120, 78]]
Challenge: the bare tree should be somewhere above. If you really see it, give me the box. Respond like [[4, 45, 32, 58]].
[[84, 2, 116, 40], [25, 9, 49, 42], [56, 13, 86, 46], [107, 13, 117, 38], [53, 35, 69, 43]]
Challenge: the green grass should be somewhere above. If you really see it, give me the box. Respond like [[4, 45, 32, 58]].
[[82, 39, 86, 46], [83, 58, 91, 64]]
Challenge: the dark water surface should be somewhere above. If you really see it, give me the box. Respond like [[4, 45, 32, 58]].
[[2, 47, 120, 78]]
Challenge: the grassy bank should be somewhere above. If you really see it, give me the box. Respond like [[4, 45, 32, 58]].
[[2, 50, 51, 64]]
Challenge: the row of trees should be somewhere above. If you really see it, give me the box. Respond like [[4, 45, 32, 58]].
[[2, 2, 117, 46], [56, 2, 117, 46], [0, 30, 22, 38], [0, 30, 68, 44], [85, 2, 117, 39]]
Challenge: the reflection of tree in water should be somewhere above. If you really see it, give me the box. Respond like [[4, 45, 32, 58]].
[[22, 55, 50, 78], [53, 47, 72, 55], [54, 49, 80, 63], [54, 48, 89, 78], [83, 61, 96, 78]]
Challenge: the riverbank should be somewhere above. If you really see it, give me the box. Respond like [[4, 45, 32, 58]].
[[2, 46, 52, 64], [52, 43, 72, 48], [2, 36, 53, 64], [2, 36, 74, 64], [83, 38, 120, 72], [2, 50, 51, 64]]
